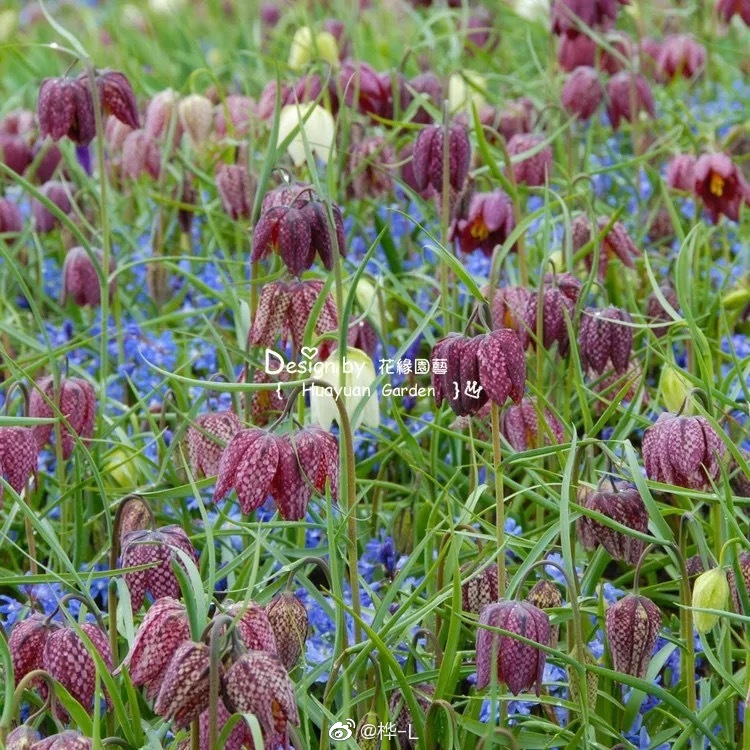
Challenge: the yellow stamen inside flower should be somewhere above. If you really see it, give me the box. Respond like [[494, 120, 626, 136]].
[[470, 219, 490, 241], [709, 172, 725, 197]]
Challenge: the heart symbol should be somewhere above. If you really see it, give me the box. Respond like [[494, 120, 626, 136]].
[[301, 346, 319, 360]]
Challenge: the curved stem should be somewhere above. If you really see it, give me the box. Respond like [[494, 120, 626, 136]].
[[10, 669, 58, 725], [677, 516, 698, 716], [476, 727, 519, 750], [286, 556, 333, 592], [208, 614, 233, 750], [490, 404, 505, 598], [0, 628, 14, 742], [409, 628, 444, 671]]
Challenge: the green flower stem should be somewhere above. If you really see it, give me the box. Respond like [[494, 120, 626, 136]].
[[191, 719, 200, 750], [208, 614, 234, 750], [0, 627, 14, 743], [490, 403, 505, 599], [678, 520, 698, 716]]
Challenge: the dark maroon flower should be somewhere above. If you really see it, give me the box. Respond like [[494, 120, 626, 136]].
[[500, 398, 565, 451], [31, 180, 75, 234], [448, 189, 515, 257], [186, 410, 241, 478], [239, 367, 289, 427], [0, 426, 37, 507], [430, 329, 526, 417], [300, 199, 347, 270], [408, 72, 443, 124], [729, 453, 750, 498], [9, 613, 59, 687], [121, 129, 162, 180], [222, 650, 299, 742], [411, 123, 471, 194], [557, 34, 596, 71], [31, 732, 93, 750], [506, 133, 552, 187], [717, 0, 750, 24], [525, 580, 563, 647], [29, 375, 96, 459], [606, 72, 655, 130], [197, 699, 253, 750], [494, 98, 535, 142], [265, 592, 309, 670], [251, 205, 311, 276], [260, 181, 314, 213], [490, 285, 534, 348], [0, 133, 33, 175], [463, 7, 498, 52], [597, 32, 636, 75], [523, 273, 581, 356], [666, 154, 697, 192], [578, 306, 633, 375], [646, 283, 679, 338], [5, 725, 42, 750], [216, 163, 256, 220], [154, 641, 212, 728], [0, 198, 23, 237], [37, 77, 95, 145], [339, 60, 392, 119], [61, 246, 116, 307], [551, 0, 626, 37], [348, 318, 379, 358], [570, 214, 640, 279], [578, 481, 648, 564], [461, 562, 499, 615], [561, 67, 603, 121], [84, 70, 139, 129], [656, 35, 706, 80], [43, 622, 113, 710], [248, 279, 338, 358], [476, 599, 550, 695], [347, 134, 395, 200], [389, 685, 433, 750], [120, 525, 197, 611], [224, 601, 278, 653], [605, 594, 661, 678], [693, 152, 750, 223], [0, 109, 34, 136], [214, 426, 339, 519], [120, 597, 191, 699], [643, 412, 726, 491]]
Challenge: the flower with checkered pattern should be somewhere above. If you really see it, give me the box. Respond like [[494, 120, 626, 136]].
[[0, 426, 37, 508], [186, 410, 241, 478], [154, 641, 212, 728], [265, 592, 309, 670], [578, 306, 633, 375], [605, 594, 661, 678]]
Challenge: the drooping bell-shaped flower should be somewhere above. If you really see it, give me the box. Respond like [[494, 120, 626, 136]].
[[31, 731, 93, 750], [490, 285, 534, 348], [656, 35, 706, 81], [0, 426, 37, 507], [213, 94, 255, 140], [551, 0, 625, 36], [461, 562, 499, 615], [42, 622, 114, 710], [277, 103, 336, 167], [120, 597, 191, 699], [9, 613, 59, 687], [84, 69, 139, 129], [186, 410, 241, 478], [570, 214, 640, 279], [177, 94, 213, 148], [0, 198, 23, 237], [154, 641, 212, 728], [265, 592, 309, 670], [606, 72, 655, 130], [346, 133, 395, 200], [222, 650, 299, 743], [693, 152, 750, 223], [224, 601, 278, 654], [717, 0, 750, 23], [605, 594, 661, 679], [61, 246, 116, 308], [119, 525, 197, 611], [448, 189, 515, 257], [523, 273, 581, 356], [666, 154, 697, 192], [214, 427, 339, 519], [506, 133, 552, 187], [692, 568, 729, 633], [578, 306, 633, 375], [31, 181, 75, 234], [646, 283, 679, 338], [121, 129, 162, 180], [642, 412, 726, 490], [29, 375, 96, 459], [5, 725, 42, 750], [411, 123, 471, 195], [215, 163, 256, 220], [389, 684, 434, 750], [37, 77, 95, 145], [525, 579, 563, 647], [500, 397, 565, 451], [431, 329, 526, 417], [578, 481, 649, 564], [728, 552, 750, 614], [476, 599, 550, 696], [196, 699, 254, 750], [561, 66, 603, 121]]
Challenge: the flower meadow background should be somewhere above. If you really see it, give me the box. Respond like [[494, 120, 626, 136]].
[[0, 0, 749, 748]]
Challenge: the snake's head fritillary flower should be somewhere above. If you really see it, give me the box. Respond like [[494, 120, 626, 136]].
[[525, 579, 563, 647], [31, 732, 93, 750], [37, 77, 95, 145], [120, 525, 197, 612], [606, 72, 655, 130], [578, 481, 648, 564], [186, 410, 241, 478], [196, 699, 254, 750], [666, 154, 697, 192], [0, 426, 37, 507], [222, 650, 299, 743], [347, 134, 395, 200], [571, 214, 640, 279], [144, 88, 183, 143], [31, 181, 75, 234], [43, 622, 114, 711], [729, 454, 750, 499], [561, 66, 603, 120], [643, 412, 726, 490], [656, 35, 706, 81], [121, 129, 162, 180], [448, 189, 515, 257], [605, 594, 661, 679], [551, 0, 625, 36], [178, 94, 213, 148], [501, 397, 565, 451], [578, 306, 633, 375], [5, 725, 42, 750], [215, 163, 256, 220], [461, 562, 499, 615], [408, 72, 443, 124], [277, 103, 336, 167], [154, 641, 212, 728], [646, 283, 679, 338], [389, 684, 434, 750], [412, 123, 471, 194], [9, 613, 59, 687], [347, 318, 379, 358], [251, 205, 312, 277], [0, 132, 33, 175], [693, 152, 750, 223], [213, 94, 255, 139], [300, 198, 347, 271], [557, 33, 596, 71], [693, 568, 729, 633], [29, 375, 96, 459], [476, 599, 550, 695], [728, 552, 750, 615], [288, 26, 339, 72], [717, 0, 750, 23], [339, 60, 392, 119], [224, 601, 278, 654], [61, 246, 116, 308], [85, 70, 139, 129], [265, 592, 309, 670], [0, 197, 23, 237], [523, 274, 580, 356], [490, 286, 533, 348], [506, 133, 552, 187], [120, 597, 191, 699]]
